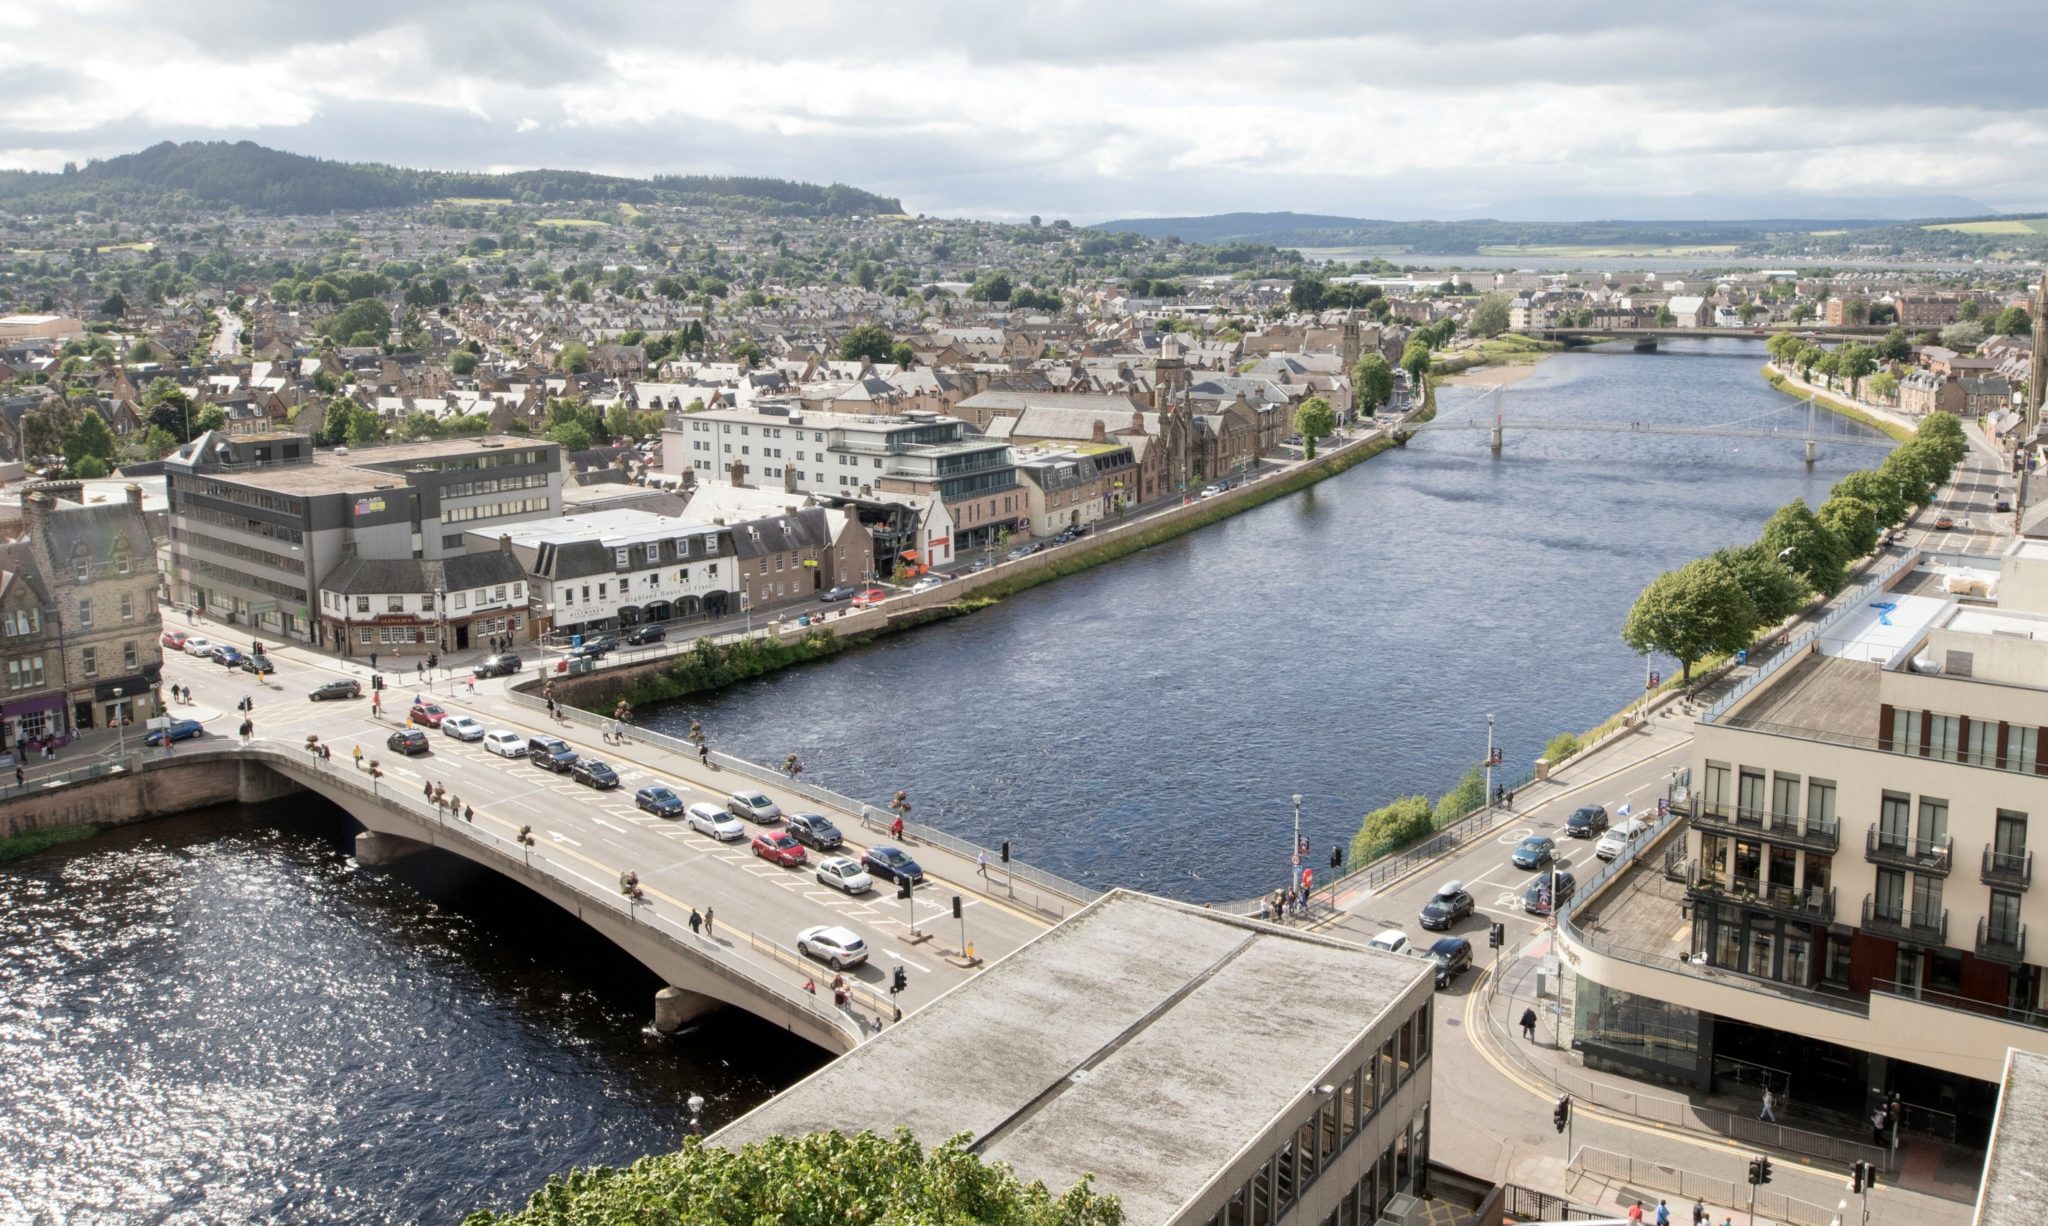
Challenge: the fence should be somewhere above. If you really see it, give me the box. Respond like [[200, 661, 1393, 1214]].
[[1570, 1147, 1837, 1226], [0, 758, 126, 801], [1499, 1183, 1612, 1223], [1702, 549, 1917, 725]]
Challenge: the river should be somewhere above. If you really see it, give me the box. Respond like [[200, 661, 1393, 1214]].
[[0, 338, 1893, 1223]]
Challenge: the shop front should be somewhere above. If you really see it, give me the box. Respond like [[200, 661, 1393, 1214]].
[[0, 694, 68, 753]]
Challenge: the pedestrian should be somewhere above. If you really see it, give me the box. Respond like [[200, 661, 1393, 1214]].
[[1520, 1007, 1538, 1042], [977, 850, 988, 877], [372, 693, 382, 718], [614, 719, 626, 745], [423, 781, 433, 801], [370, 652, 378, 671], [890, 814, 905, 842], [1691, 1199, 1706, 1226], [12, 765, 21, 787], [803, 978, 815, 995], [352, 744, 364, 768], [466, 676, 475, 695], [703, 907, 714, 937], [1495, 784, 1505, 806], [688, 908, 702, 934], [463, 804, 473, 823], [1627, 1203, 1643, 1226], [238, 718, 252, 741], [1869, 1107, 1887, 1146], [698, 742, 710, 767], [1655, 1201, 1669, 1226], [1759, 1087, 1777, 1123], [1506, 789, 1516, 809]]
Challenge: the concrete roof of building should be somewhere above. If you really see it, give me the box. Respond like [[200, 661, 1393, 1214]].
[[1976, 1048, 2048, 1226], [169, 435, 557, 497], [483, 506, 718, 549], [1722, 653, 1882, 742], [713, 890, 1429, 1225]]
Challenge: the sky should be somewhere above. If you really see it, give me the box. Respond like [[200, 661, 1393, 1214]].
[[3, 0, 2045, 223]]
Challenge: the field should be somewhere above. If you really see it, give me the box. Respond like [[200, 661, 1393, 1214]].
[[1921, 218, 2048, 235], [538, 217, 610, 228], [1476, 243, 1742, 258]]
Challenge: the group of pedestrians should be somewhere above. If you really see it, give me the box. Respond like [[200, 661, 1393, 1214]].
[[420, 779, 472, 822], [1626, 1200, 1727, 1226], [1259, 885, 1311, 921], [687, 906, 716, 937]]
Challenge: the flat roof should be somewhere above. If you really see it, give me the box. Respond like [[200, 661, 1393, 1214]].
[[1975, 1048, 2048, 1226], [481, 506, 718, 548], [1814, 590, 1951, 664], [1723, 653, 1881, 741], [714, 891, 1429, 1225]]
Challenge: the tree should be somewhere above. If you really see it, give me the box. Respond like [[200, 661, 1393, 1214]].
[[449, 349, 479, 376], [1738, 303, 1760, 325], [321, 399, 362, 446], [457, 1129, 1122, 1226], [1866, 301, 1896, 326], [72, 456, 110, 478], [853, 260, 876, 291], [318, 298, 393, 346], [1294, 396, 1337, 459], [1470, 294, 1511, 338], [1818, 494, 1879, 558], [1789, 303, 1812, 324], [838, 323, 894, 364], [1831, 469, 1909, 527], [556, 342, 591, 374], [1834, 342, 1877, 388], [1714, 543, 1807, 628], [1760, 497, 1846, 596], [1875, 326, 1912, 363], [134, 424, 180, 460], [19, 407, 69, 461], [1348, 795, 1435, 867], [1620, 556, 1759, 682], [967, 271, 1013, 303], [732, 340, 764, 369], [1994, 305, 2032, 336], [1765, 332, 1806, 366], [1400, 339, 1431, 387], [889, 342, 916, 368], [99, 289, 128, 318], [1288, 276, 1326, 314], [1866, 370, 1898, 401], [1351, 353, 1394, 414], [1960, 298, 1980, 322], [1938, 320, 1986, 352], [61, 411, 119, 471]]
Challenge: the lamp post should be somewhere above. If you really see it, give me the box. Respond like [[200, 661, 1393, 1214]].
[[1291, 793, 1303, 894], [434, 588, 446, 654], [1485, 713, 1495, 808], [112, 687, 125, 758]]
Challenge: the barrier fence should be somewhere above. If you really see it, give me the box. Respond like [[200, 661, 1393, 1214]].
[[1570, 1146, 1836, 1226]]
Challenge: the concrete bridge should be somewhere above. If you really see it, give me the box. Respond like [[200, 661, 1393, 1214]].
[[1534, 325, 1885, 350]]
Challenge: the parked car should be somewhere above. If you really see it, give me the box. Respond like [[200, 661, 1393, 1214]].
[[785, 812, 844, 851], [236, 653, 274, 675], [624, 624, 666, 646], [144, 718, 203, 746], [1511, 834, 1556, 869], [1366, 929, 1408, 954], [685, 802, 746, 841], [408, 702, 449, 728], [207, 644, 244, 667], [796, 924, 868, 970], [851, 588, 887, 608], [181, 637, 214, 657], [908, 576, 945, 595], [1564, 805, 1609, 838], [386, 729, 430, 756], [1005, 544, 1037, 561], [635, 785, 685, 817], [1524, 871, 1578, 915], [571, 758, 620, 789], [482, 730, 526, 757], [472, 653, 523, 679], [161, 630, 188, 651], [819, 584, 858, 602], [727, 790, 783, 823], [860, 845, 924, 885], [1418, 880, 1474, 931], [441, 714, 486, 742], [1426, 936, 1473, 988], [526, 735, 577, 772], [1595, 818, 1651, 862], [571, 634, 618, 658], [309, 679, 361, 702], [1199, 484, 1227, 499], [964, 558, 991, 574], [813, 855, 873, 894], [751, 830, 807, 867]]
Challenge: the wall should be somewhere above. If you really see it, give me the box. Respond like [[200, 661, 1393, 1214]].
[[0, 753, 295, 839]]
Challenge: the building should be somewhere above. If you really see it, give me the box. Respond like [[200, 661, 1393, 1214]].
[[1013, 444, 1140, 534], [713, 890, 1437, 1226], [315, 551, 532, 654], [1973, 1048, 2048, 1226], [162, 432, 563, 646], [1898, 369, 1965, 417], [1666, 295, 1710, 327], [0, 314, 85, 344], [1897, 293, 1965, 329], [483, 509, 740, 635]]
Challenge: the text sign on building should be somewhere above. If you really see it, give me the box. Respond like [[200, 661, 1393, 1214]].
[[354, 496, 387, 516]]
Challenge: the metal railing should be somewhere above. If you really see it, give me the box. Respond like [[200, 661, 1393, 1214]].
[[0, 758, 126, 800], [1712, 714, 2048, 781], [1974, 918, 2027, 964], [1688, 871, 1836, 923], [1702, 548, 1918, 725], [1569, 1146, 1837, 1226], [1864, 825, 1953, 874], [1859, 896, 1947, 945], [1983, 845, 2033, 888], [1693, 803, 1838, 852], [1871, 978, 2048, 1029]]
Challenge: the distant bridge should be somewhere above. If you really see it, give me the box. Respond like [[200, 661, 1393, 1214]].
[[1410, 395, 1896, 460], [1533, 326, 1886, 349]]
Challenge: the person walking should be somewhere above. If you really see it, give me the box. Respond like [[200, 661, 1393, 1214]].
[[688, 908, 702, 934], [463, 803, 474, 823], [1655, 1201, 1670, 1226], [698, 742, 710, 767], [977, 850, 988, 878], [1627, 1203, 1643, 1226], [352, 744, 364, 769], [13, 765, 22, 788], [1759, 1087, 1777, 1123], [371, 692, 382, 719], [1520, 1007, 1538, 1042], [370, 652, 378, 671], [1869, 1106, 1888, 1146], [703, 907, 714, 937], [890, 814, 905, 842], [1690, 1199, 1706, 1226]]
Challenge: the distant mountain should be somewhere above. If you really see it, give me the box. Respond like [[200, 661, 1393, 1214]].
[[0, 140, 902, 218]]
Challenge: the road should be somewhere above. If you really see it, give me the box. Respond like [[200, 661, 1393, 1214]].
[[210, 307, 242, 359]]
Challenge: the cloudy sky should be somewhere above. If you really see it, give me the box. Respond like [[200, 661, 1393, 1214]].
[[3, 0, 2045, 222]]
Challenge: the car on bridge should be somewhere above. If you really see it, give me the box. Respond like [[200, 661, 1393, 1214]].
[[752, 830, 807, 867], [814, 855, 873, 894], [1418, 881, 1474, 931], [797, 924, 868, 971], [309, 679, 361, 702], [1425, 936, 1473, 988], [144, 718, 204, 747], [727, 790, 782, 823], [386, 729, 430, 757], [482, 730, 526, 757], [472, 653, 523, 679], [786, 812, 844, 851], [624, 624, 666, 646], [1524, 870, 1577, 916], [860, 845, 924, 886], [685, 802, 746, 841], [441, 714, 486, 742], [571, 758, 620, 789], [1511, 834, 1556, 869], [570, 634, 618, 658], [636, 785, 685, 817], [1564, 805, 1608, 838], [408, 702, 449, 728], [526, 735, 578, 772]]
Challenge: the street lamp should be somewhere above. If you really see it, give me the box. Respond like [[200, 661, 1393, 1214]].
[[112, 687, 125, 758], [1485, 714, 1495, 807], [1291, 793, 1304, 894], [434, 588, 446, 654]]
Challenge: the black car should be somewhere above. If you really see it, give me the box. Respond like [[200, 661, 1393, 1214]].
[[860, 845, 924, 885], [472, 653, 523, 678], [571, 634, 617, 658], [527, 735, 578, 772], [571, 758, 620, 789], [1524, 870, 1578, 915], [1564, 805, 1609, 838], [1418, 881, 1474, 931], [1426, 936, 1473, 987], [635, 785, 684, 817], [785, 812, 844, 851], [819, 584, 858, 602], [624, 624, 666, 646], [309, 679, 361, 702], [237, 653, 275, 675], [386, 729, 430, 756]]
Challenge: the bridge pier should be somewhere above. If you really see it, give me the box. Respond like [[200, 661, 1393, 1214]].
[[1632, 337, 1658, 353], [238, 758, 304, 803], [654, 985, 720, 1034], [354, 830, 428, 866], [1805, 438, 1817, 466], [1489, 420, 1504, 453]]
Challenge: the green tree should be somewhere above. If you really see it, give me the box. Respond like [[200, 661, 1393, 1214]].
[[889, 341, 916, 367], [853, 260, 876, 291], [1831, 469, 1909, 527], [61, 411, 118, 470], [1351, 353, 1393, 414], [732, 339, 764, 369], [72, 456, 110, 478], [1288, 276, 1326, 314], [1469, 293, 1511, 338], [1347, 795, 1435, 867], [1875, 326, 1912, 363], [1714, 543, 1807, 628], [1433, 765, 1488, 825], [1938, 320, 1986, 351], [1655, 305, 1677, 327], [1866, 301, 1896, 326], [1818, 494, 1879, 557], [1621, 556, 1759, 681], [1994, 305, 2032, 336], [134, 424, 181, 459], [549, 420, 592, 452], [19, 407, 69, 461], [1765, 332, 1805, 365], [99, 289, 128, 318], [838, 323, 895, 364], [1400, 339, 1431, 387], [1866, 371, 1898, 401], [321, 399, 361, 446], [556, 342, 591, 374], [1833, 342, 1877, 388], [1293, 396, 1337, 460], [1760, 497, 1846, 596], [968, 271, 1014, 303], [1960, 298, 1980, 322], [604, 401, 640, 443], [449, 349, 479, 376], [1737, 303, 1760, 325]]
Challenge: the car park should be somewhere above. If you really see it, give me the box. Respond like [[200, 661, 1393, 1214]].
[[727, 790, 782, 823], [571, 758, 620, 789], [526, 735, 577, 772], [796, 925, 868, 970], [1511, 835, 1556, 869], [386, 729, 430, 756], [785, 812, 844, 851], [161, 630, 188, 650], [1524, 871, 1577, 915], [408, 702, 448, 728], [1366, 929, 1408, 954], [635, 785, 685, 817], [208, 644, 244, 667], [685, 802, 746, 840], [860, 845, 924, 885], [1595, 818, 1651, 862], [1564, 805, 1609, 838], [624, 624, 666, 646], [181, 637, 214, 657], [441, 714, 486, 742], [144, 718, 203, 746], [751, 830, 807, 867], [1418, 881, 1474, 931], [309, 679, 361, 702], [851, 588, 888, 608], [482, 730, 526, 757], [813, 855, 873, 894], [1426, 936, 1473, 987], [472, 653, 523, 679], [819, 584, 858, 602]]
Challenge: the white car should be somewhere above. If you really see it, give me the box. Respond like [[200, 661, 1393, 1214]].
[[686, 802, 746, 841], [813, 855, 874, 895], [908, 576, 944, 595], [182, 637, 214, 656], [727, 790, 782, 823], [797, 924, 869, 970], [441, 714, 486, 742], [482, 730, 527, 757], [1367, 929, 1409, 954], [1595, 818, 1651, 862]]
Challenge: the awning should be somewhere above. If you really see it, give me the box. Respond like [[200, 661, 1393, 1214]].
[[93, 674, 155, 701], [0, 694, 66, 717]]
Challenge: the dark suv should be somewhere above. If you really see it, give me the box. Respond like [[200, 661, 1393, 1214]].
[[1564, 805, 1609, 838], [472, 653, 522, 678], [624, 624, 666, 646], [526, 735, 578, 772]]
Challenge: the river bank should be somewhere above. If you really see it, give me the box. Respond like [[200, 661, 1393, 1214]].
[[1760, 361, 1916, 441], [1433, 334, 1562, 383]]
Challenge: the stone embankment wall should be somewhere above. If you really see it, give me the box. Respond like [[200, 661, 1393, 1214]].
[[0, 755, 303, 840]]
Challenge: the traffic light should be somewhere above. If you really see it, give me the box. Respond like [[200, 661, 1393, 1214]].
[[1330, 846, 1344, 869], [1863, 1162, 1877, 1190], [891, 965, 907, 995], [897, 877, 913, 900], [1552, 1095, 1570, 1133], [1489, 922, 1506, 949], [1746, 1160, 1760, 1186], [1759, 1157, 1773, 1185], [1850, 1162, 1863, 1193], [1000, 840, 1010, 864], [951, 894, 963, 920]]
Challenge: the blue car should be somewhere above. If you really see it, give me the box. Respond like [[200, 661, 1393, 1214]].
[[635, 785, 684, 817], [208, 645, 244, 667], [1511, 835, 1556, 869], [860, 845, 924, 886], [145, 718, 204, 746]]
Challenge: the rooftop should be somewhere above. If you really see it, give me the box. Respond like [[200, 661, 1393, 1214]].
[[1976, 1049, 2048, 1226], [1722, 653, 1881, 742]]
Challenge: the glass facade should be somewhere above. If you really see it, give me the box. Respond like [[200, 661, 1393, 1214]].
[[1574, 977, 1702, 1086]]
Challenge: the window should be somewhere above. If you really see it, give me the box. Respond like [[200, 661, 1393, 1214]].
[[7, 656, 45, 690], [120, 593, 134, 622], [1990, 890, 2024, 942], [3, 608, 40, 636], [1910, 873, 1943, 925], [1770, 773, 1799, 823], [2010, 726, 2040, 775], [1806, 779, 1836, 833], [355, 596, 370, 614], [1917, 797, 1948, 846], [420, 593, 434, 612], [123, 641, 137, 669], [116, 551, 131, 575], [76, 599, 92, 630], [1702, 762, 1730, 814], [615, 548, 630, 568], [1965, 720, 1998, 767], [1873, 868, 1905, 920], [1737, 768, 1764, 819], [1890, 708, 1922, 754], [1925, 714, 1959, 761], [645, 543, 660, 564], [1995, 811, 2028, 864], [512, 583, 523, 599], [494, 585, 507, 601], [387, 597, 404, 613], [80, 646, 97, 678], [1879, 792, 1911, 843], [73, 561, 88, 583], [454, 592, 467, 610]]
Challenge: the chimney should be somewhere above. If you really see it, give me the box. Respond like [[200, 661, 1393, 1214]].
[[22, 490, 54, 540], [729, 458, 746, 487], [498, 533, 513, 554], [125, 483, 143, 514]]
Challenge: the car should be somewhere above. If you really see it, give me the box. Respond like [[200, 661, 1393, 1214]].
[[785, 812, 844, 851], [1524, 871, 1578, 916], [796, 924, 868, 970], [814, 855, 873, 894], [751, 830, 807, 867], [850, 588, 888, 608], [1564, 805, 1609, 838], [161, 630, 188, 650], [236, 653, 275, 675], [482, 730, 527, 757], [860, 845, 924, 886], [727, 790, 783, 823], [1426, 936, 1473, 988], [1005, 544, 1036, 561], [1996, 496, 2013, 513], [408, 702, 449, 728], [1285, 434, 1304, 446], [908, 576, 945, 595], [309, 679, 362, 702], [472, 653, 523, 679], [1065, 523, 1091, 538], [207, 644, 244, 667], [624, 624, 666, 646], [819, 584, 858, 602], [386, 729, 430, 756], [144, 718, 203, 747], [1418, 881, 1474, 931], [441, 714, 486, 742], [571, 634, 618, 658], [1595, 818, 1651, 862], [1511, 835, 1556, 870], [685, 802, 746, 841], [181, 637, 214, 657], [1934, 514, 1955, 531], [1199, 483, 1227, 499], [527, 735, 577, 772], [1366, 929, 1409, 954], [571, 758, 620, 789], [964, 558, 991, 574], [635, 785, 685, 817]]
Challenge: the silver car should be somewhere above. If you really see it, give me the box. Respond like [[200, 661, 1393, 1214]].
[[813, 855, 874, 895], [727, 790, 783, 823], [686, 802, 746, 841], [797, 924, 868, 970]]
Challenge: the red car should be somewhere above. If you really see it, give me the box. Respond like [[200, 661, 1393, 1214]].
[[408, 702, 449, 728], [751, 830, 807, 867], [851, 588, 888, 608], [161, 630, 188, 650]]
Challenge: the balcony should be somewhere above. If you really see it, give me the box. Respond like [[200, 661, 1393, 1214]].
[[1865, 825, 1953, 876], [1687, 868, 1835, 924], [1861, 895, 1949, 946], [1982, 845, 2034, 890], [1873, 978, 2048, 1029], [1691, 804, 1840, 853], [1976, 919, 2028, 965]]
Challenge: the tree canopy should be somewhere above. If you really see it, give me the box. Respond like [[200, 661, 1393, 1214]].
[[61, 411, 118, 471], [1294, 396, 1337, 459], [1469, 293, 1511, 339], [1621, 555, 1757, 681], [838, 323, 895, 364], [1351, 353, 1394, 413]]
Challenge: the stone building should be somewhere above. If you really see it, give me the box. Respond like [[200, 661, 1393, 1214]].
[[18, 481, 164, 736]]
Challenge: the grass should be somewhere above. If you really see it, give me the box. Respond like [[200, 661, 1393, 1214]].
[[0, 824, 97, 863], [1921, 218, 2048, 235], [1761, 365, 1913, 442], [1476, 243, 1742, 257], [538, 217, 610, 228], [1432, 333, 1561, 374]]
